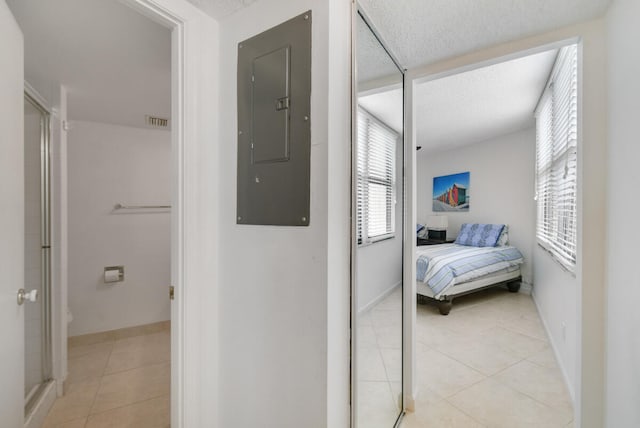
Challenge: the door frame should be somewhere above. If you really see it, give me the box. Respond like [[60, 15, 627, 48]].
[[51, 1, 220, 426], [403, 21, 607, 426], [120, 2, 220, 426]]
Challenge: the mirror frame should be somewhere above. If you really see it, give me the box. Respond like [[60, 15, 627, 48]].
[[351, 3, 406, 427]]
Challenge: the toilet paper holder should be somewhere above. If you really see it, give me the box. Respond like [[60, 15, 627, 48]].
[[104, 266, 124, 283]]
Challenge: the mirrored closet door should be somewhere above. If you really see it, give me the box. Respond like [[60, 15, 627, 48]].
[[353, 7, 405, 428]]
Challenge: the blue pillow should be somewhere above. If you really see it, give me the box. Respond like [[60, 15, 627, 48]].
[[454, 223, 505, 247], [417, 224, 425, 234]]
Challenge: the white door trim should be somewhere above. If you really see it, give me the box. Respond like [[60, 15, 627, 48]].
[[403, 20, 607, 427], [103, 1, 219, 426]]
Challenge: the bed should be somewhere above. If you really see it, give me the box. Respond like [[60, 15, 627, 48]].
[[416, 224, 524, 315]]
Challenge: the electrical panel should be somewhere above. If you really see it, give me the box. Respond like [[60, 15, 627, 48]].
[[237, 11, 312, 226]]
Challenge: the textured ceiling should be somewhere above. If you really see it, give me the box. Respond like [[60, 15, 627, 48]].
[[7, 0, 170, 129], [358, 0, 611, 69], [357, 13, 401, 86], [185, 0, 258, 19], [415, 49, 557, 154], [359, 49, 557, 154]]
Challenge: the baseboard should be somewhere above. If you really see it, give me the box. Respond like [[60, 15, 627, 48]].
[[518, 281, 533, 295], [24, 380, 56, 428], [531, 292, 576, 405], [404, 386, 418, 413], [358, 281, 401, 315], [68, 320, 170, 347]]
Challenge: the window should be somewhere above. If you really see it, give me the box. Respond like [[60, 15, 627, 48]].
[[357, 107, 398, 245], [535, 44, 578, 270]]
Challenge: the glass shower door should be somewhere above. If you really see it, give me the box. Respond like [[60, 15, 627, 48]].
[[24, 93, 52, 415]]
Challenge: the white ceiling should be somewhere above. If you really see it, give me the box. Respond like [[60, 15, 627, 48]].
[[358, 37, 557, 156], [415, 49, 557, 153], [359, 48, 557, 154], [7, 0, 171, 129], [358, 0, 611, 70], [185, 0, 258, 19], [359, 88, 403, 134], [356, 13, 401, 86]]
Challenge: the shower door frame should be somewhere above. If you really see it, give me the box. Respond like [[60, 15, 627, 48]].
[[23, 89, 53, 418]]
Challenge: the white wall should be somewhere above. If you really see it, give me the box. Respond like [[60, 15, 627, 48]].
[[217, 0, 351, 427], [417, 127, 536, 285], [605, 0, 640, 426], [357, 135, 403, 312], [532, 244, 579, 396], [67, 120, 170, 336], [529, 22, 608, 423]]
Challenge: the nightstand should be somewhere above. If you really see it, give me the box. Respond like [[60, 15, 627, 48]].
[[417, 238, 455, 246]]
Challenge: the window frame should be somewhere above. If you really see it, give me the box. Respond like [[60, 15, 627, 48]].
[[356, 106, 398, 246], [534, 44, 579, 272]]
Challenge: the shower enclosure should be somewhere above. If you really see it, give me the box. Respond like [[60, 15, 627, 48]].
[[23, 92, 52, 417]]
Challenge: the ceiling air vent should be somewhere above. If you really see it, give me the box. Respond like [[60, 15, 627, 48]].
[[145, 115, 170, 128]]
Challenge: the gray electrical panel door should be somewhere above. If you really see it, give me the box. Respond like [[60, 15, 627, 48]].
[[237, 11, 311, 226], [252, 46, 290, 163]]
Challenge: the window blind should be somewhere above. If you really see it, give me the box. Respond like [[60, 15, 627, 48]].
[[535, 44, 578, 270], [357, 107, 397, 245]]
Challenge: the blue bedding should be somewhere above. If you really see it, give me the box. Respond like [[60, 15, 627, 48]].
[[417, 244, 524, 299]]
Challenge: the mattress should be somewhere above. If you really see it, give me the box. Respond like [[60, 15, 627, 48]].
[[416, 265, 521, 300], [416, 243, 524, 299]]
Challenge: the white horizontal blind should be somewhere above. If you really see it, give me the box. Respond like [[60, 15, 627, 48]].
[[535, 44, 578, 270], [357, 107, 397, 245]]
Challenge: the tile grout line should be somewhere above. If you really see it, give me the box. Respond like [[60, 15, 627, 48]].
[[449, 306, 573, 422], [488, 365, 574, 421], [45, 330, 170, 427], [84, 393, 172, 421], [86, 360, 172, 418], [443, 394, 489, 427], [360, 299, 403, 416], [410, 292, 572, 426], [489, 373, 574, 423], [85, 344, 112, 424]]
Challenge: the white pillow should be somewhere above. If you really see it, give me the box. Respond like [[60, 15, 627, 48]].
[[417, 227, 429, 239], [497, 225, 509, 246]]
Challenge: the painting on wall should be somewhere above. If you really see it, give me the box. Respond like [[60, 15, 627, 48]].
[[433, 172, 470, 212]]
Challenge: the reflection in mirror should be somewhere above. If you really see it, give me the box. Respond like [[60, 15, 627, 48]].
[[354, 10, 404, 428]]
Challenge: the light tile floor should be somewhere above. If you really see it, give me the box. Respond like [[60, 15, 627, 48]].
[[43, 326, 170, 428], [402, 287, 574, 428], [43, 289, 571, 428], [357, 287, 404, 428]]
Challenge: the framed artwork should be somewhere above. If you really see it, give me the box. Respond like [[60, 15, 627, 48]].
[[433, 172, 470, 212]]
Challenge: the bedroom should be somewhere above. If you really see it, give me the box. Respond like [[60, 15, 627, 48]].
[[355, 11, 579, 424], [410, 45, 576, 426]]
